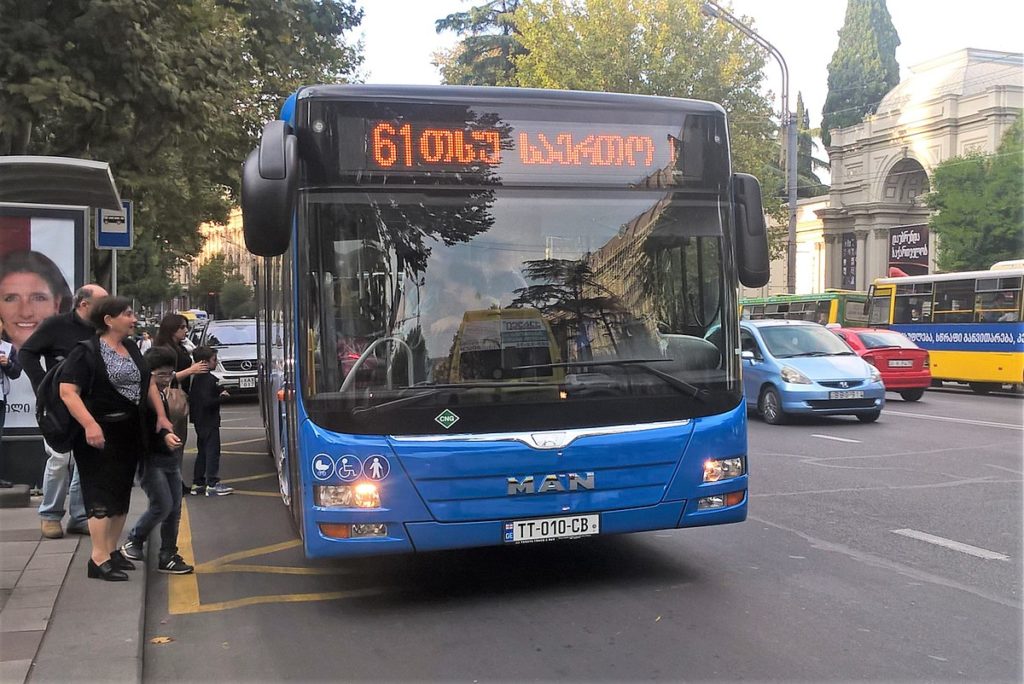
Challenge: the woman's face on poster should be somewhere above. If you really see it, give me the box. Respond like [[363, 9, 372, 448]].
[[0, 271, 61, 348]]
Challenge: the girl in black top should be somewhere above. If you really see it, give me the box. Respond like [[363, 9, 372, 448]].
[[60, 297, 180, 582], [153, 314, 209, 392]]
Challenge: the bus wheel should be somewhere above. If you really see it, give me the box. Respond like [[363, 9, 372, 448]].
[[759, 387, 787, 425], [969, 382, 997, 395], [899, 389, 925, 402], [856, 410, 881, 423]]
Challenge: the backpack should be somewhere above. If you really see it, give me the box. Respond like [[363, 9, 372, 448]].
[[35, 339, 96, 453]]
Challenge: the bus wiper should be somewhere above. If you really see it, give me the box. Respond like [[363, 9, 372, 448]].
[[515, 359, 708, 401], [351, 381, 557, 415]]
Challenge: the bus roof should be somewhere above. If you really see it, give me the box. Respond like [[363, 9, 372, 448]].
[[741, 290, 866, 304], [294, 84, 726, 117], [873, 268, 1024, 286]]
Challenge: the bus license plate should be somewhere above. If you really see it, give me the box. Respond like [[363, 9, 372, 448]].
[[504, 514, 600, 544], [888, 359, 913, 368], [829, 390, 864, 400], [239, 376, 256, 389]]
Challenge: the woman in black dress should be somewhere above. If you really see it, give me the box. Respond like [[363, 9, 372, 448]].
[[60, 297, 180, 581]]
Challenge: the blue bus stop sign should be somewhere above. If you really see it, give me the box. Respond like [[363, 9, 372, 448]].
[[96, 200, 133, 250]]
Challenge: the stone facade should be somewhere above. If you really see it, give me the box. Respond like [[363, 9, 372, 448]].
[[818, 48, 1022, 290]]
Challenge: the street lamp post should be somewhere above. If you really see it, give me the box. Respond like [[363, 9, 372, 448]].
[[701, 2, 798, 294]]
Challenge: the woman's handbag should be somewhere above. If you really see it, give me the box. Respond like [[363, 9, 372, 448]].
[[164, 377, 189, 436]]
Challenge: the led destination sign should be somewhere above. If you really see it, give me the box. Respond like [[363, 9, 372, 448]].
[[367, 120, 671, 176]]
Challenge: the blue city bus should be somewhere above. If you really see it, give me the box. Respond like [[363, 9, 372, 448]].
[[241, 85, 769, 558]]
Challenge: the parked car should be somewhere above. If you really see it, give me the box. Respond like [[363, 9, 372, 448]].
[[199, 318, 257, 395], [740, 320, 885, 424], [829, 327, 931, 402]]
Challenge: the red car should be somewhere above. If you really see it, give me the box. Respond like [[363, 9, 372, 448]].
[[830, 327, 931, 401]]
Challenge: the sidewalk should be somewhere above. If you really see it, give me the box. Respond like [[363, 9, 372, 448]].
[[0, 495, 148, 683]]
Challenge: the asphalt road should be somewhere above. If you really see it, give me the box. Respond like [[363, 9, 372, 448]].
[[143, 388, 1023, 681]]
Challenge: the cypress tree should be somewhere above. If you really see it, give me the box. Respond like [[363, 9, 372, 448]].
[[821, 0, 900, 147]]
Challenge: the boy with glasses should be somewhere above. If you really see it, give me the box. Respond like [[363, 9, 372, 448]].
[[119, 348, 193, 573]]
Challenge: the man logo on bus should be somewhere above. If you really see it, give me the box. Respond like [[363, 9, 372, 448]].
[[507, 472, 596, 495], [435, 409, 460, 429]]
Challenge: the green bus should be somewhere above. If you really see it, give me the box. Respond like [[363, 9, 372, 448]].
[[741, 290, 869, 327]]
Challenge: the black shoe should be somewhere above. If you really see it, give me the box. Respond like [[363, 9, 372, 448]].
[[120, 539, 144, 561], [87, 558, 128, 581], [109, 550, 137, 571], [157, 554, 194, 574]]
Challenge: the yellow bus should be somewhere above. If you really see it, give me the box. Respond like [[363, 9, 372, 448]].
[[868, 267, 1024, 393], [449, 308, 564, 384], [740, 290, 869, 327]]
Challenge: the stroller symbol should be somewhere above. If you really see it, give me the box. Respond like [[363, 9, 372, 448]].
[[313, 455, 334, 480]]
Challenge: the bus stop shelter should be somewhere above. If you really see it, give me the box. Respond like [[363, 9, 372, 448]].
[[0, 156, 121, 492]]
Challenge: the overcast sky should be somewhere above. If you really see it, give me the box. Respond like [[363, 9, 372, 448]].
[[355, 0, 1023, 127]]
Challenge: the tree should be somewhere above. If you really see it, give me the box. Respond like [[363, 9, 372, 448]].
[[434, 1, 525, 85], [0, 0, 363, 291], [820, 0, 900, 147], [925, 118, 1024, 272], [511, 0, 785, 256], [795, 92, 829, 198], [220, 279, 256, 319]]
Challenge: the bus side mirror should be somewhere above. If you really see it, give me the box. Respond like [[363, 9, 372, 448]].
[[242, 120, 298, 257], [732, 173, 770, 288]]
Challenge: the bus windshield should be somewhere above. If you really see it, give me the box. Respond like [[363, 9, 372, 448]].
[[301, 187, 739, 435]]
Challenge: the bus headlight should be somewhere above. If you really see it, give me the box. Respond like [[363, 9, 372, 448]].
[[315, 483, 380, 508], [703, 457, 745, 483], [780, 366, 812, 384]]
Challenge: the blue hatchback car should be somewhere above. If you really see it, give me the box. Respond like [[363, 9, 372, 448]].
[[740, 320, 885, 424]]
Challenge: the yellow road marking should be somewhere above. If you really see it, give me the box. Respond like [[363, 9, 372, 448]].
[[221, 437, 266, 447], [196, 539, 302, 569], [220, 472, 275, 484], [231, 490, 280, 498], [170, 504, 371, 614], [198, 563, 349, 576]]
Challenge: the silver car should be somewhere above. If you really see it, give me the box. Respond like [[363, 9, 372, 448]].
[[199, 319, 258, 394]]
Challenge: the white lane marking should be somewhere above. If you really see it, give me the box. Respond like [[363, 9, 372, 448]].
[[885, 410, 1023, 431], [891, 528, 1010, 561], [985, 463, 1024, 475], [811, 434, 861, 444]]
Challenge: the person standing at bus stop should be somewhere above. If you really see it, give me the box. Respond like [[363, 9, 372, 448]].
[[19, 284, 108, 538]]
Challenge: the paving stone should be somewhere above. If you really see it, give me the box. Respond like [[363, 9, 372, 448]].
[[32, 539, 78, 556], [0, 629, 44, 661], [4, 586, 60, 611], [24, 554, 73, 573], [0, 553, 33, 572], [0, 572, 21, 590], [0, 658, 32, 684], [11, 567, 67, 589], [0, 606, 50, 632]]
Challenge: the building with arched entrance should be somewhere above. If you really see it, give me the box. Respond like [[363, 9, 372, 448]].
[[818, 48, 1022, 289]]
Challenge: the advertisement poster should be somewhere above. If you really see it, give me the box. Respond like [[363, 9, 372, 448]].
[[0, 204, 87, 432], [841, 233, 857, 290], [889, 224, 929, 276]]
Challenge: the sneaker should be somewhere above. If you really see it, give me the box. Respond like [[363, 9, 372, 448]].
[[205, 483, 234, 496], [157, 554, 194, 574], [40, 519, 64, 539], [120, 539, 144, 561], [189, 484, 206, 496]]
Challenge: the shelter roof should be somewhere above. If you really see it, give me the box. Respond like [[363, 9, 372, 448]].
[[0, 156, 121, 209]]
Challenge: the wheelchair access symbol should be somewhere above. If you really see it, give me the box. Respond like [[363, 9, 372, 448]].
[[335, 455, 362, 482], [312, 454, 334, 481]]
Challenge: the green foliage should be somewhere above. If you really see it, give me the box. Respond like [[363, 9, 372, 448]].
[[511, 0, 785, 256], [220, 279, 256, 319], [820, 0, 900, 147], [434, 1, 525, 85], [925, 118, 1024, 272], [0, 0, 363, 300]]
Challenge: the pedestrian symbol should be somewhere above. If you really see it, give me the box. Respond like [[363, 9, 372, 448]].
[[364, 455, 390, 481]]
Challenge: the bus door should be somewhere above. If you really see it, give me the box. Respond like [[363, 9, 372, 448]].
[[867, 284, 895, 327]]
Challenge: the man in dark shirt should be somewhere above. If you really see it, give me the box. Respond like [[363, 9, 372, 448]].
[[19, 283, 107, 538]]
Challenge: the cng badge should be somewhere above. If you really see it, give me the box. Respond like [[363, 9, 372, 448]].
[[435, 409, 460, 430]]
